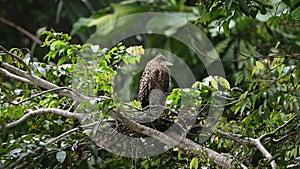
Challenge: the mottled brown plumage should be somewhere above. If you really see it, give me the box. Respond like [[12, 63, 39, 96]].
[[138, 54, 172, 108]]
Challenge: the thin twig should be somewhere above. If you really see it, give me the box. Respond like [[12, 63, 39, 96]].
[[0, 17, 42, 45], [254, 67, 296, 93], [217, 129, 278, 169], [3, 108, 85, 129], [0, 61, 90, 103], [0, 45, 32, 73], [6, 121, 99, 169], [13, 87, 70, 105], [259, 115, 297, 141]]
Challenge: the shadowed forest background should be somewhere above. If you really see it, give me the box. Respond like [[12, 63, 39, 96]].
[[0, 0, 299, 168]]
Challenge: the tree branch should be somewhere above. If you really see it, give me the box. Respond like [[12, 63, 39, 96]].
[[217, 130, 278, 169], [217, 115, 298, 169], [13, 87, 70, 105], [3, 108, 84, 129], [109, 109, 248, 168], [0, 17, 42, 45], [169, 131, 248, 168], [259, 115, 297, 141], [6, 121, 99, 169], [0, 61, 90, 103], [1, 60, 248, 168], [110, 109, 179, 146], [0, 67, 32, 84], [0, 45, 32, 73], [249, 138, 277, 169]]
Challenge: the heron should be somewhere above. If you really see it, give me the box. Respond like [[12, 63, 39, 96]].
[[138, 54, 172, 109]]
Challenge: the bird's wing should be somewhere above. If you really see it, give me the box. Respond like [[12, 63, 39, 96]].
[[138, 66, 151, 101], [161, 69, 171, 93], [149, 66, 170, 91]]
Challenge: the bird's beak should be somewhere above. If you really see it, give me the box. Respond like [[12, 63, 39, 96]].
[[161, 61, 173, 66]]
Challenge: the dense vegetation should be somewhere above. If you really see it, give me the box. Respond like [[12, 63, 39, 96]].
[[0, 0, 299, 168]]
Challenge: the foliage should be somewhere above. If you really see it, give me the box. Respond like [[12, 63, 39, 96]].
[[0, 0, 300, 168], [213, 54, 299, 167], [0, 31, 142, 168]]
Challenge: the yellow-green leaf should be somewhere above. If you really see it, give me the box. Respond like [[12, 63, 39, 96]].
[[190, 157, 199, 169], [218, 76, 231, 89], [211, 77, 219, 90]]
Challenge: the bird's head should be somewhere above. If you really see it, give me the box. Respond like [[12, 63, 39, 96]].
[[155, 54, 173, 66]]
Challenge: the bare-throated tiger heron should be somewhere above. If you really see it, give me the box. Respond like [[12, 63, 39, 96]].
[[138, 54, 172, 109]]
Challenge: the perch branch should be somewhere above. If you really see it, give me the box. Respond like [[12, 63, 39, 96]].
[[1, 60, 248, 168], [109, 109, 248, 168], [110, 109, 179, 146]]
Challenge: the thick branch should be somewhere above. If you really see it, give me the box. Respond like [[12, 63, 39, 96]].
[[169, 132, 248, 168], [1, 61, 248, 168], [111, 110, 178, 146], [0, 68, 32, 84], [4, 108, 84, 129], [111, 110, 247, 168], [249, 138, 277, 169]]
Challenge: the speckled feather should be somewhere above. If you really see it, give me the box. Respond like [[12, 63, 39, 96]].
[[138, 55, 171, 108]]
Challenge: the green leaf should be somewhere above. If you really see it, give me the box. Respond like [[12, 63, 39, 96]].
[[126, 46, 144, 57], [242, 91, 249, 99], [235, 73, 244, 85], [210, 76, 231, 90], [56, 151, 67, 163], [291, 6, 300, 19], [294, 62, 300, 85], [178, 151, 182, 160], [50, 40, 64, 51], [57, 56, 69, 66], [209, 1, 221, 12], [223, 20, 230, 37], [225, 0, 233, 8], [190, 157, 199, 169], [237, 0, 250, 16], [218, 76, 231, 89], [211, 77, 219, 90], [249, 7, 258, 18]]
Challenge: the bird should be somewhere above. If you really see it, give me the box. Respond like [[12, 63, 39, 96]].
[[138, 54, 172, 109]]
